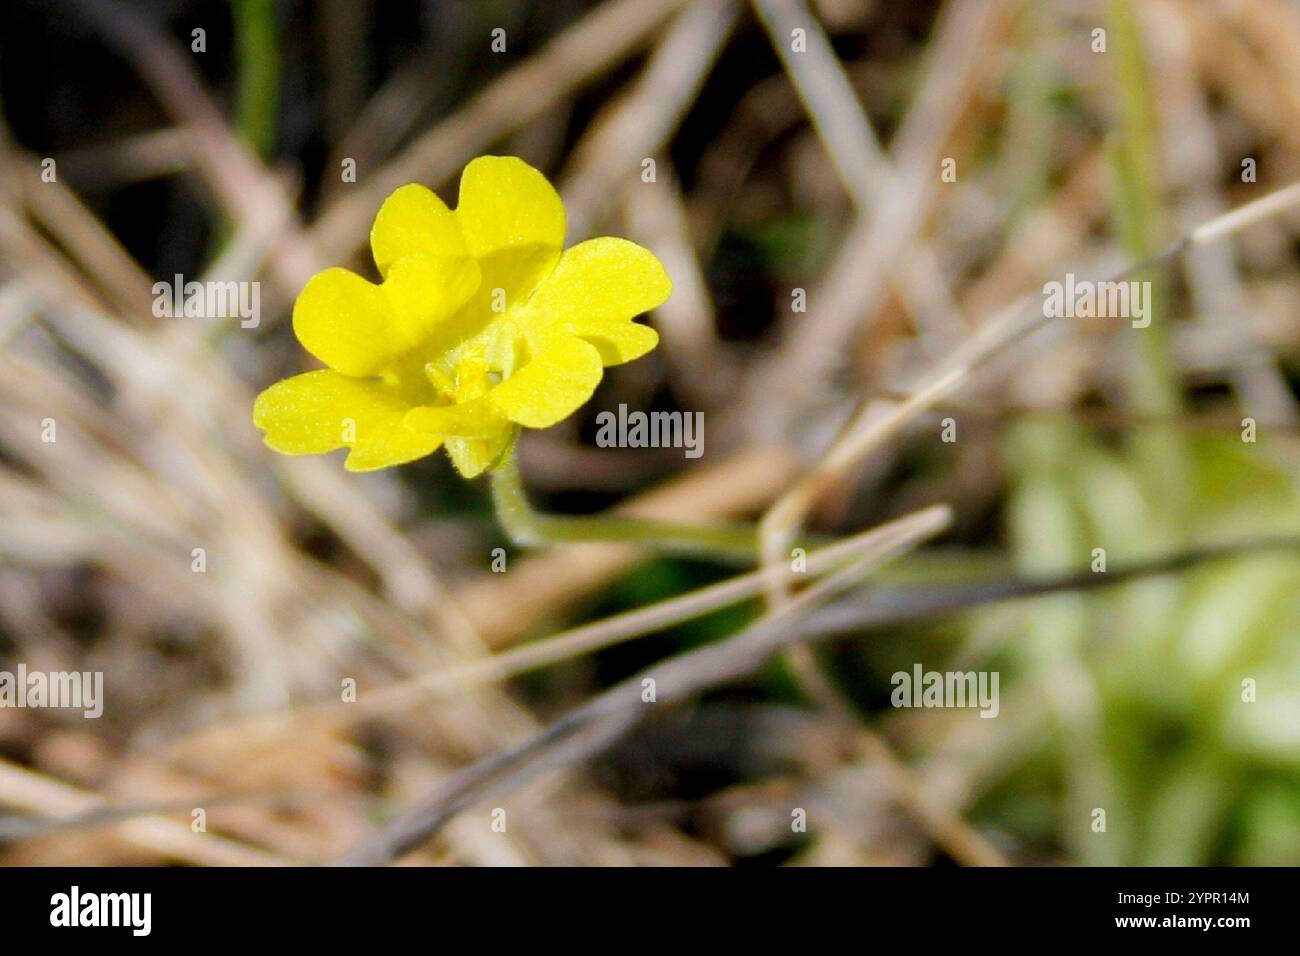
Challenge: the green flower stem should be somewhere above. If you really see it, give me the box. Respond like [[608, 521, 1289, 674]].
[[207, 0, 280, 291], [488, 455, 760, 561], [232, 0, 281, 160]]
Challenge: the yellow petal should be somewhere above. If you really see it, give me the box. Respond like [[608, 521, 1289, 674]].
[[455, 156, 565, 302], [370, 183, 469, 278], [292, 256, 479, 377], [384, 252, 482, 338], [577, 321, 659, 366], [520, 237, 669, 364], [404, 397, 505, 438], [252, 369, 441, 472], [291, 268, 390, 377], [489, 337, 604, 429]]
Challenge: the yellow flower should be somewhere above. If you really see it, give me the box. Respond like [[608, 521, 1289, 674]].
[[253, 156, 671, 476]]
